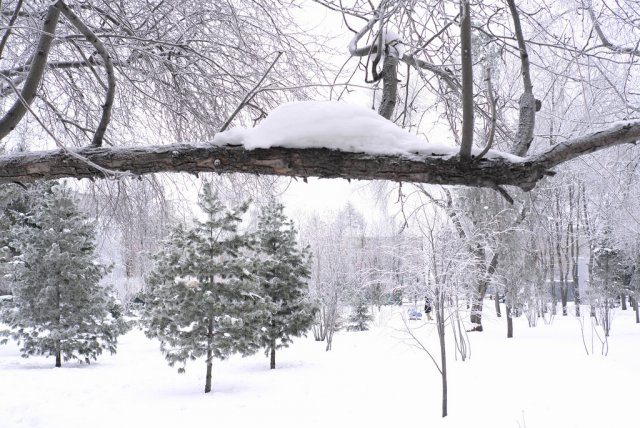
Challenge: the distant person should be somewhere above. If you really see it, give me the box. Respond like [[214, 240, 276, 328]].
[[424, 298, 433, 320]]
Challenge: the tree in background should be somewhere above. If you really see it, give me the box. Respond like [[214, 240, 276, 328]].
[[141, 185, 270, 393], [591, 223, 631, 337], [346, 293, 373, 332], [255, 201, 315, 369], [0, 183, 123, 367]]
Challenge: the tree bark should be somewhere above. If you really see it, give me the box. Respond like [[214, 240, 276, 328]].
[[459, 0, 474, 160], [205, 316, 214, 393], [270, 338, 276, 370], [378, 55, 398, 120], [506, 305, 513, 338], [494, 292, 501, 317], [2, 118, 640, 189], [204, 350, 213, 393], [0, 143, 549, 190], [435, 290, 447, 418], [55, 341, 61, 368], [469, 252, 499, 331]]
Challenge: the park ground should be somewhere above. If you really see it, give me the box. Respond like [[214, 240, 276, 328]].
[[1, 302, 638, 428]]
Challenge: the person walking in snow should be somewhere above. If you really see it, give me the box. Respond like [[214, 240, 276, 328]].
[[424, 298, 433, 320]]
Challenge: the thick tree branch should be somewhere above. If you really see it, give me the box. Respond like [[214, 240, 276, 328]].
[[378, 54, 398, 119], [0, 143, 548, 190], [0, 2, 61, 140], [507, 0, 536, 157], [58, 1, 116, 148], [530, 120, 640, 168], [459, 0, 474, 160], [476, 66, 496, 160], [2, 120, 639, 190]]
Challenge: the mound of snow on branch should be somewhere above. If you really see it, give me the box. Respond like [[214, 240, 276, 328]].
[[213, 101, 520, 161]]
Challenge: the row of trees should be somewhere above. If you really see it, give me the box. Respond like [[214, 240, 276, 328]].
[[0, 182, 317, 393]]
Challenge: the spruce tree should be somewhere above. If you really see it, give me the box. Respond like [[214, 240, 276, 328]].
[[141, 185, 270, 393], [347, 294, 373, 331], [255, 201, 314, 369], [0, 183, 122, 367]]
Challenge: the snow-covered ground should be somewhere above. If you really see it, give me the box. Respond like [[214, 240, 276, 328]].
[[1, 304, 638, 428]]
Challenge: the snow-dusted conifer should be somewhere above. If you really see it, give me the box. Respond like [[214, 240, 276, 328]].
[[0, 183, 122, 367], [347, 294, 373, 331], [255, 200, 314, 369], [141, 185, 269, 393]]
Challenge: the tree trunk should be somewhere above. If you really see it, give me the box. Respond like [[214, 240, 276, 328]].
[[621, 293, 627, 310], [435, 291, 447, 418], [205, 316, 214, 393], [270, 338, 276, 370], [634, 298, 639, 323], [55, 341, 61, 368], [494, 292, 501, 317], [470, 253, 499, 331], [204, 349, 213, 393], [506, 305, 514, 338]]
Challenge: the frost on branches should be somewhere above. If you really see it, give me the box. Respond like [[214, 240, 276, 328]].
[[0, 183, 123, 367], [141, 185, 271, 393], [254, 200, 315, 369]]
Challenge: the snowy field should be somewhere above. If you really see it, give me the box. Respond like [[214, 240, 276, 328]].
[[1, 303, 638, 428]]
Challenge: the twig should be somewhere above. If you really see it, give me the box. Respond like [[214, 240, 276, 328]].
[[219, 51, 283, 132]]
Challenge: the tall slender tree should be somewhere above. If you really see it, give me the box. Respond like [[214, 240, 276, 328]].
[[255, 201, 314, 369]]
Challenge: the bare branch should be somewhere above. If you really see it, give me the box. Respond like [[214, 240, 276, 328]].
[[3, 117, 640, 190], [219, 51, 283, 132], [58, 0, 116, 148], [476, 66, 496, 160], [0, 2, 61, 140], [531, 120, 640, 169], [507, 0, 536, 157], [0, 0, 23, 60], [459, 0, 474, 160], [586, 2, 640, 56], [0, 143, 548, 190]]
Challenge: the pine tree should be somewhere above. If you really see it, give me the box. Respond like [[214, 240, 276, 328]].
[[0, 183, 33, 295], [347, 294, 373, 331], [141, 185, 270, 393], [0, 183, 122, 367], [255, 200, 315, 369]]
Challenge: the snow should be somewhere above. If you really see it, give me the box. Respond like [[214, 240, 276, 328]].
[[1, 303, 638, 428], [383, 29, 405, 57], [213, 101, 523, 162]]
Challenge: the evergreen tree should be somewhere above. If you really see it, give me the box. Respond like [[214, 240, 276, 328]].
[[0, 183, 33, 295], [255, 201, 314, 369], [0, 183, 122, 367], [347, 294, 373, 331], [141, 185, 270, 393]]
